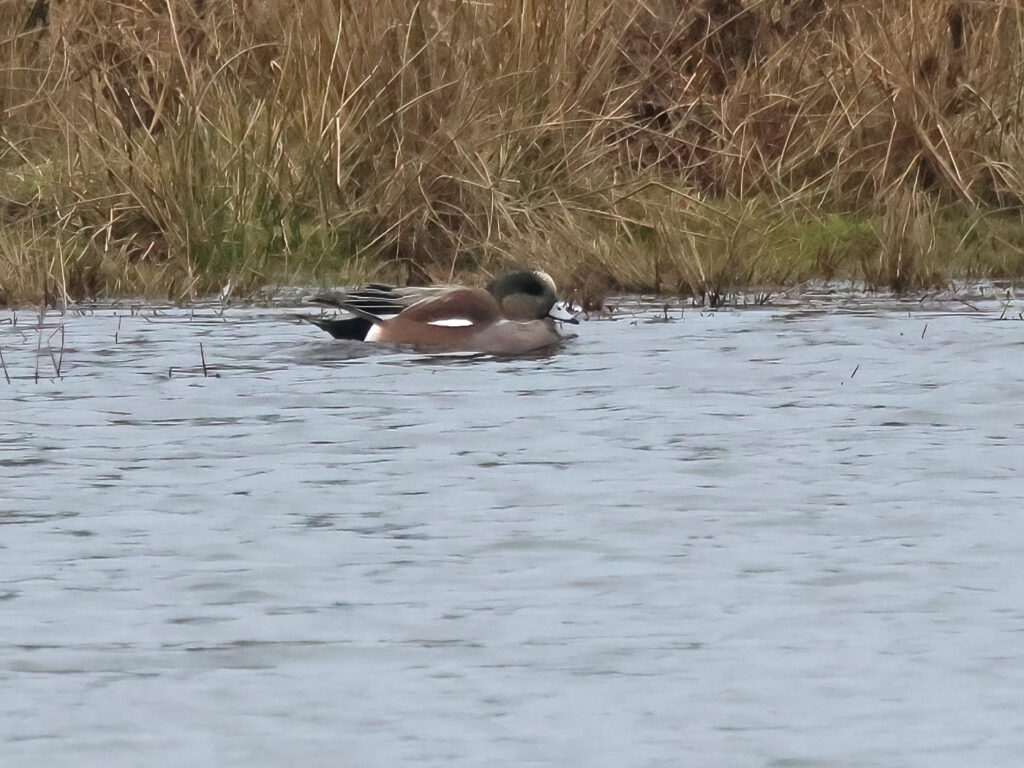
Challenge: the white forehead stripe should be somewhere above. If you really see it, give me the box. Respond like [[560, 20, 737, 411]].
[[533, 270, 557, 293]]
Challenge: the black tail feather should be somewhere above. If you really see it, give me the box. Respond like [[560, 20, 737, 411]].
[[301, 315, 375, 340]]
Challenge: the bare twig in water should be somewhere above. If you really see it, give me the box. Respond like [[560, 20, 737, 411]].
[[0, 348, 9, 384], [115, 315, 122, 343], [200, 343, 209, 377], [921, 323, 928, 339], [47, 343, 60, 377], [34, 315, 43, 384], [47, 325, 65, 378], [850, 364, 860, 379]]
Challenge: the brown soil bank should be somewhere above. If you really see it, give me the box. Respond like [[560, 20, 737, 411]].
[[3, 0, 1024, 307]]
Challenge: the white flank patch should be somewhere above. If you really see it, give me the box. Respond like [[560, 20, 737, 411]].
[[427, 318, 475, 327], [365, 325, 385, 341]]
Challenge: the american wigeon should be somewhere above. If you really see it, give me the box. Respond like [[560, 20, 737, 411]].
[[303, 270, 577, 354]]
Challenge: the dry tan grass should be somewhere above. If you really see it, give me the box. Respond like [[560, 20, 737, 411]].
[[2, 0, 1024, 306]]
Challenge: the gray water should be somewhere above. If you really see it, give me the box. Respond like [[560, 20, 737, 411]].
[[2, 291, 1023, 767]]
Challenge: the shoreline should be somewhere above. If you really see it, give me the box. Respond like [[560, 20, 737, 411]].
[[1, 278, 1019, 314]]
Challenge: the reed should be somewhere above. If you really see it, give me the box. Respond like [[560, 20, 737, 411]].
[[2, 0, 1024, 306]]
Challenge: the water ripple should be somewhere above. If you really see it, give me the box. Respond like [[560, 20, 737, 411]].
[[2, 297, 1023, 767]]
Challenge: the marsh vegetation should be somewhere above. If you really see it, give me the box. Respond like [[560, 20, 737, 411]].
[[3, 0, 1024, 306]]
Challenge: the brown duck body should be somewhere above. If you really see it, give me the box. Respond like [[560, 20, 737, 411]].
[[304, 270, 573, 354], [365, 287, 563, 354]]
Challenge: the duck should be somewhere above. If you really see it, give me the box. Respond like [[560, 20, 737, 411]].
[[302, 270, 577, 354]]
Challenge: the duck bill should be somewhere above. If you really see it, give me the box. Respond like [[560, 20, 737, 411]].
[[548, 302, 580, 324]]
